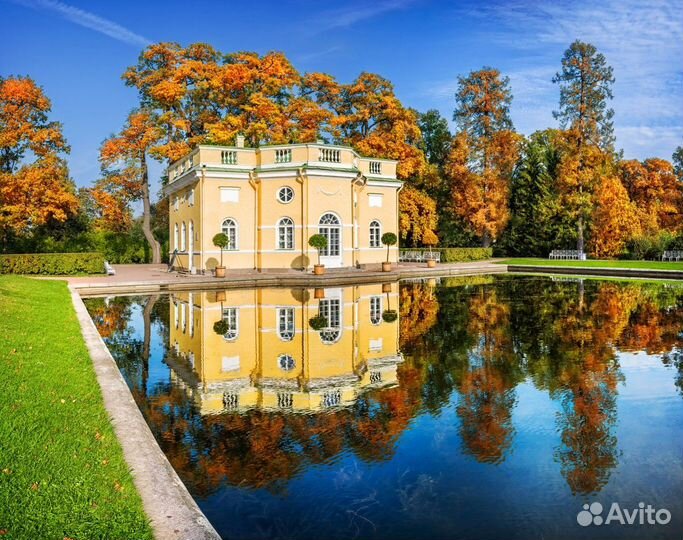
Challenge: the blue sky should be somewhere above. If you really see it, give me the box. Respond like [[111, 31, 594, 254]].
[[2, 0, 682, 196]]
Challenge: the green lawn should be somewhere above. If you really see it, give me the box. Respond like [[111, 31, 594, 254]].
[[0, 276, 152, 539], [498, 258, 683, 271]]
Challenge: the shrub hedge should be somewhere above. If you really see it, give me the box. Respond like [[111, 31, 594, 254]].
[[0, 252, 105, 275], [434, 247, 493, 262]]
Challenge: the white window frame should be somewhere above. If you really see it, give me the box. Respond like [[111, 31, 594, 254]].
[[278, 354, 296, 372], [369, 220, 382, 248], [221, 307, 239, 341], [370, 296, 382, 325], [180, 222, 187, 252], [277, 307, 295, 341], [277, 217, 295, 250], [173, 223, 179, 251], [277, 186, 294, 204], [221, 218, 239, 251], [318, 297, 342, 344]]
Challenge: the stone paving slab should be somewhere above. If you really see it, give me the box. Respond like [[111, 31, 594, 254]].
[[71, 261, 508, 296]]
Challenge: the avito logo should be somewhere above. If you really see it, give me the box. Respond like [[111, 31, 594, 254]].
[[577, 502, 672, 527]]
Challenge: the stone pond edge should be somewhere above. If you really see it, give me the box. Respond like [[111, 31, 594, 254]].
[[69, 286, 221, 540]]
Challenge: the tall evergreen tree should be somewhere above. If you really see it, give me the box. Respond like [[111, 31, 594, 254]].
[[673, 145, 683, 181], [552, 41, 615, 254], [419, 109, 452, 168], [552, 40, 615, 150]]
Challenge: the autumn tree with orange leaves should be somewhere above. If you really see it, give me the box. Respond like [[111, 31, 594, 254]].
[[0, 76, 79, 248], [446, 68, 521, 247], [94, 110, 163, 262]]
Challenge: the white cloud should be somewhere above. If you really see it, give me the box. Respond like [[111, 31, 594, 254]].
[[12, 0, 152, 47], [312, 0, 417, 31]]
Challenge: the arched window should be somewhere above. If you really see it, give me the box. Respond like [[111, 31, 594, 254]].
[[221, 218, 238, 250], [180, 222, 187, 252], [369, 220, 381, 248], [173, 223, 179, 252], [188, 221, 194, 257], [318, 213, 341, 257], [221, 307, 238, 340], [277, 217, 294, 250], [318, 297, 342, 343]]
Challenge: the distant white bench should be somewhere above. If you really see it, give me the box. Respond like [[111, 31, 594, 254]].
[[399, 250, 441, 263], [662, 250, 683, 261], [104, 261, 116, 276], [549, 249, 586, 261]]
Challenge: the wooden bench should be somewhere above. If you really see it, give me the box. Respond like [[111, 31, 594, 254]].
[[662, 250, 683, 261], [549, 249, 585, 261]]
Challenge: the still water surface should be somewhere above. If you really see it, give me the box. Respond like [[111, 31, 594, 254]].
[[85, 276, 683, 540]]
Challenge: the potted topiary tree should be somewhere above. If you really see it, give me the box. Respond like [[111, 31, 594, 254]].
[[308, 314, 328, 330], [309, 233, 328, 275], [212, 233, 230, 278], [213, 319, 230, 336], [423, 229, 439, 268], [381, 232, 397, 272]]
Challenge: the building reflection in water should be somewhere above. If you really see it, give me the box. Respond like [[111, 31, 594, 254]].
[[167, 283, 402, 415]]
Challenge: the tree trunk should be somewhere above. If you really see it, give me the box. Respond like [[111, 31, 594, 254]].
[[140, 152, 161, 264], [141, 294, 158, 396], [577, 217, 584, 254], [482, 231, 491, 248]]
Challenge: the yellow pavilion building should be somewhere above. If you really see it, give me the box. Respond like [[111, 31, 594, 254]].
[[163, 138, 402, 273], [166, 283, 402, 415]]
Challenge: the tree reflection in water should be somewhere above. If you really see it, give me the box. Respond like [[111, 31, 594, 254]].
[[86, 277, 683, 500]]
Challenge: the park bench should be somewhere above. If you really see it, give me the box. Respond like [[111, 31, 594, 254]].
[[399, 250, 441, 263], [549, 249, 586, 260], [662, 250, 683, 261]]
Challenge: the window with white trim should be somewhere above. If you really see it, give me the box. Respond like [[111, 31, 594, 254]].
[[278, 354, 296, 372], [277, 186, 294, 203], [188, 188, 195, 206], [221, 218, 238, 250], [277, 217, 294, 250], [277, 307, 295, 341], [221, 308, 239, 340], [369, 220, 381, 248], [370, 296, 382, 325], [173, 223, 179, 251], [180, 222, 187, 252], [318, 298, 341, 343]]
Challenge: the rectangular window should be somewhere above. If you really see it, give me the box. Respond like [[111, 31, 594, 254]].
[[370, 296, 382, 325], [173, 196, 179, 210], [221, 356, 240, 372], [188, 188, 195, 206], [220, 187, 240, 203], [221, 308, 239, 340], [368, 194, 383, 208], [277, 308, 295, 341]]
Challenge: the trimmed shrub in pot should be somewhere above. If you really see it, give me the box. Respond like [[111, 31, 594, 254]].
[[212, 233, 230, 278], [381, 232, 397, 272], [308, 234, 328, 275]]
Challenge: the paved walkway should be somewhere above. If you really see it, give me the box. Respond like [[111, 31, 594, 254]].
[[69, 260, 508, 296]]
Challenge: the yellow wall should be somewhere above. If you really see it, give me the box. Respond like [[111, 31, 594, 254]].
[[166, 143, 402, 272], [168, 283, 402, 415]]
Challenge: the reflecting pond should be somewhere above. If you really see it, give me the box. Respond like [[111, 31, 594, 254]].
[[85, 275, 683, 540]]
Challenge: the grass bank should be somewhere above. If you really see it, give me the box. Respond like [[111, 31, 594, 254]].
[[499, 258, 683, 271], [0, 276, 152, 539]]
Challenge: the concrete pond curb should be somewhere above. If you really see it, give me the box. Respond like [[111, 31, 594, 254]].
[[69, 286, 221, 540]]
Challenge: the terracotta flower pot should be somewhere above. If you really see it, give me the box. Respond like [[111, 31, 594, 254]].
[[313, 264, 325, 275], [215, 291, 226, 302], [314, 287, 325, 299], [215, 266, 226, 278], [427, 259, 436, 268], [382, 262, 392, 272], [382, 283, 392, 293]]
